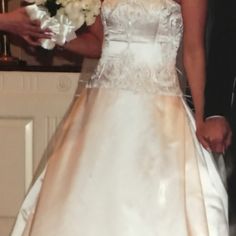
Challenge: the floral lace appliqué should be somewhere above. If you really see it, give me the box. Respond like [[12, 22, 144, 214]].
[[86, 0, 183, 96]]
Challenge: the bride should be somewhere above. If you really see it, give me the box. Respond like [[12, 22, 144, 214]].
[[11, 0, 228, 235]]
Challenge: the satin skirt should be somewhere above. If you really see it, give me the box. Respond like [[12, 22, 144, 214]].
[[11, 88, 228, 236]]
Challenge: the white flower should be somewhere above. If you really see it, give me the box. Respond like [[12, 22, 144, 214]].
[[56, 0, 71, 7], [25, 0, 47, 5], [85, 11, 96, 25], [62, 0, 101, 28], [56, 7, 65, 16], [26, 0, 101, 50], [64, 2, 84, 28]]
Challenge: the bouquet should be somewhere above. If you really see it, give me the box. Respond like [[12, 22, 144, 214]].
[[25, 0, 101, 49]]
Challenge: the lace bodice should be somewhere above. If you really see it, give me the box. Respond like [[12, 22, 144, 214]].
[[86, 0, 183, 95]]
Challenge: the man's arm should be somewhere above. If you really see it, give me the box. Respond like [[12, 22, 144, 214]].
[[200, 0, 236, 152], [205, 27, 235, 120]]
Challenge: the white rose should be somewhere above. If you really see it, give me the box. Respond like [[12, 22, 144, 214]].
[[56, 7, 65, 16], [25, 0, 47, 5], [65, 2, 86, 28], [57, 0, 101, 29], [81, 0, 93, 10], [57, 0, 70, 7], [64, 1, 81, 17], [85, 11, 96, 25], [73, 13, 86, 28]]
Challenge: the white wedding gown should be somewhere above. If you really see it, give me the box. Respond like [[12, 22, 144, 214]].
[[11, 0, 229, 235]]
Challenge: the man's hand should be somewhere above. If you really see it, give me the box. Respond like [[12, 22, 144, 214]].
[[196, 117, 232, 153], [0, 8, 51, 45]]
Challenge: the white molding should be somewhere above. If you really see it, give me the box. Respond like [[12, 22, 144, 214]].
[[25, 121, 33, 193], [0, 72, 80, 94]]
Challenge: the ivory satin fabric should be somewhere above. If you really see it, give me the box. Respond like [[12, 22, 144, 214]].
[[11, 0, 229, 235]]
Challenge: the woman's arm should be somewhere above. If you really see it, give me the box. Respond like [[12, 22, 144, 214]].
[[181, 0, 207, 125], [62, 15, 104, 58], [0, 8, 50, 45]]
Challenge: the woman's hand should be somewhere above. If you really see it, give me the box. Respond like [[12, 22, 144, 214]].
[[0, 8, 51, 46]]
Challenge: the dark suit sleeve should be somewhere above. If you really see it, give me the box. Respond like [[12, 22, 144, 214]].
[[204, 17, 236, 120]]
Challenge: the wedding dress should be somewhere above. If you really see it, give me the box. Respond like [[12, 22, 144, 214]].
[[11, 0, 229, 235]]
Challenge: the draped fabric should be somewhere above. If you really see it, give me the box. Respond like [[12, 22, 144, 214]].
[[12, 0, 228, 235]]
